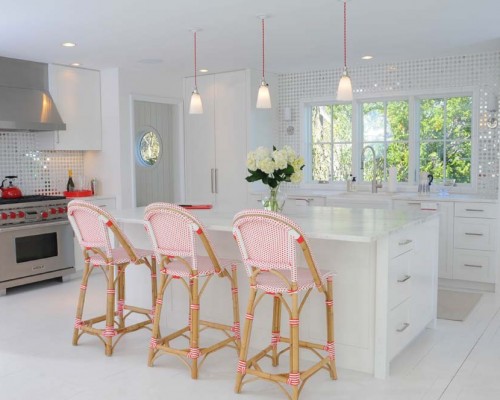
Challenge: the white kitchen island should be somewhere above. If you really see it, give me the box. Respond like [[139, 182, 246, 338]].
[[111, 206, 439, 379]]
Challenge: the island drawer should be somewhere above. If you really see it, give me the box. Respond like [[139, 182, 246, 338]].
[[454, 218, 495, 251], [453, 249, 495, 283], [455, 202, 496, 219], [389, 251, 412, 310], [389, 230, 415, 259], [388, 299, 412, 360]]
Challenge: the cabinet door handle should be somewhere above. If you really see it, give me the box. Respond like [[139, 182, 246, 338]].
[[465, 232, 484, 236], [398, 239, 412, 246], [215, 168, 218, 194], [465, 209, 484, 212], [288, 197, 314, 203], [464, 264, 483, 268], [396, 322, 410, 333], [407, 202, 421, 205], [397, 275, 411, 283], [210, 169, 215, 194]]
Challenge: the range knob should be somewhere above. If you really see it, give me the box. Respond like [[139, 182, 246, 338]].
[[9, 212, 16, 219], [58, 207, 65, 214], [17, 211, 25, 218], [1, 212, 7, 220], [50, 208, 57, 215], [41, 211, 49, 219]]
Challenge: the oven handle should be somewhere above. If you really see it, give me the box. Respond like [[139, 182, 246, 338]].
[[0, 220, 70, 233]]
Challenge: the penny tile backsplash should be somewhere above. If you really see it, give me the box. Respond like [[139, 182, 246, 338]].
[[0, 132, 84, 195]]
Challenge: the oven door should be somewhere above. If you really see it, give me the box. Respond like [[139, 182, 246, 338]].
[[0, 221, 75, 282]]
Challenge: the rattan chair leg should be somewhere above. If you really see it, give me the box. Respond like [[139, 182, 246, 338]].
[[235, 286, 257, 393], [271, 295, 282, 366], [326, 277, 337, 380], [72, 262, 91, 346], [117, 265, 125, 329], [190, 275, 200, 379], [104, 265, 116, 356], [230, 264, 241, 350], [148, 268, 167, 367], [289, 291, 300, 392]]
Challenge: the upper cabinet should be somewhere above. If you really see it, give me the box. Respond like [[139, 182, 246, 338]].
[[36, 64, 102, 150]]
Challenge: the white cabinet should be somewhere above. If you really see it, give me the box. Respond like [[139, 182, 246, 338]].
[[393, 200, 454, 279], [184, 69, 277, 211], [385, 219, 437, 365], [453, 202, 497, 283], [36, 65, 102, 150]]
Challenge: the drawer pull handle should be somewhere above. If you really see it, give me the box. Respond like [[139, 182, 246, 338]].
[[396, 322, 410, 333], [465, 209, 484, 212], [465, 232, 484, 236], [464, 264, 483, 268], [398, 239, 412, 246], [397, 275, 411, 283], [407, 202, 421, 205]]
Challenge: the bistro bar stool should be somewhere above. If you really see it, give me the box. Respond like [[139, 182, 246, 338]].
[[144, 203, 240, 379], [232, 210, 337, 400], [68, 200, 157, 356]]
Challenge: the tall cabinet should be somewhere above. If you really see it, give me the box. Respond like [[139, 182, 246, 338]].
[[184, 69, 277, 210]]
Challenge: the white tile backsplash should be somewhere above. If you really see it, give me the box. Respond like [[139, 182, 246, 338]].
[[279, 51, 500, 195], [0, 132, 84, 195]]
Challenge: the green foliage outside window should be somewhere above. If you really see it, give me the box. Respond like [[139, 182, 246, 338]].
[[309, 95, 472, 185]]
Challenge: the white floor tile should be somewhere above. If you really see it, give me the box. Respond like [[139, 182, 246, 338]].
[[1, 276, 500, 399]]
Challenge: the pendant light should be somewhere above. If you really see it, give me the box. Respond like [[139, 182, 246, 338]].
[[337, 0, 353, 101], [189, 29, 203, 114], [256, 16, 271, 109]]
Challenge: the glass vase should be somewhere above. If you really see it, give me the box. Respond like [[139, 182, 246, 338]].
[[262, 185, 286, 212]]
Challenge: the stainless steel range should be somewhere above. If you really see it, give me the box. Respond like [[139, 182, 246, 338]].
[[0, 195, 75, 295]]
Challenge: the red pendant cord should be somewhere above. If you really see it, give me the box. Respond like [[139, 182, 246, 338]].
[[343, 1, 347, 68], [194, 32, 198, 87], [262, 18, 265, 80]]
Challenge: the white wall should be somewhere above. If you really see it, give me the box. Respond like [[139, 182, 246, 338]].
[[84, 67, 184, 209]]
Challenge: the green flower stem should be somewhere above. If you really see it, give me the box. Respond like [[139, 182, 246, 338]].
[[263, 186, 282, 212]]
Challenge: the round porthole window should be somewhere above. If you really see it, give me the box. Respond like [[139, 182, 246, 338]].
[[137, 129, 162, 166]]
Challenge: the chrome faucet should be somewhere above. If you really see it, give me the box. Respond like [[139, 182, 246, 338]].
[[361, 145, 383, 193]]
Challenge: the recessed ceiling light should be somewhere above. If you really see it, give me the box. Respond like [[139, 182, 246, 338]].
[[62, 42, 76, 47], [70, 63, 81, 67], [362, 55, 373, 60], [199, 69, 209, 73]]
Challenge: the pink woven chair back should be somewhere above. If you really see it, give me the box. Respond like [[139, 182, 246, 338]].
[[233, 209, 313, 282], [68, 200, 136, 260], [144, 203, 217, 270]]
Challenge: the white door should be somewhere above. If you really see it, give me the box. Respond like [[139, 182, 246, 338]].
[[134, 100, 175, 207], [184, 75, 216, 204]]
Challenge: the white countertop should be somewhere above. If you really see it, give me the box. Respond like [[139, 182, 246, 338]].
[[112, 206, 438, 243], [254, 189, 498, 203]]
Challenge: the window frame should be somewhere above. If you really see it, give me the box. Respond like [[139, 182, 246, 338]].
[[300, 87, 478, 192]]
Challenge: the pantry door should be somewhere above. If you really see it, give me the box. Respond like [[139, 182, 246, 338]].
[[134, 100, 177, 207]]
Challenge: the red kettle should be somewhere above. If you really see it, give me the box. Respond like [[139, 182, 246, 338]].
[[0, 176, 23, 199]]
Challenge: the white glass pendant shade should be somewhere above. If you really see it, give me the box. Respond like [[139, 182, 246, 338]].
[[256, 81, 271, 109], [189, 88, 203, 114], [337, 69, 353, 101]]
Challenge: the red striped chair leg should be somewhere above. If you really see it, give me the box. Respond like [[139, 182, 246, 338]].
[[235, 286, 257, 394], [72, 262, 91, 346]]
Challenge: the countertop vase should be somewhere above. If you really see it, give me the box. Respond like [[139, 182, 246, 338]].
[[262, 185, 286, 212]]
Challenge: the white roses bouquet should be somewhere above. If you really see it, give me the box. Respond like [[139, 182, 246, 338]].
[[245, 145, 305, 188]]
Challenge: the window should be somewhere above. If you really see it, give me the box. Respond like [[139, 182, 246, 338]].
[[362, 100, 409, 183], [311, 104, 352, 181], [418, 96, 472, 183], [304, 92, 474, 188], [137, 129, 162, 166]]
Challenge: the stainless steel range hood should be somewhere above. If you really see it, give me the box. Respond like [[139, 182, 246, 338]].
[[0, 57, 66, 132]]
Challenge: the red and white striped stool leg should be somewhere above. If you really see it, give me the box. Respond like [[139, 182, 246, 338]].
[[104, 264, 116, 356], [235, 285, 258, 393], [72, 261, 92, 346]]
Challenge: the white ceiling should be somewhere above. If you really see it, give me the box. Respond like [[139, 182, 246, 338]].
[[1, 0, 500, 76]]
